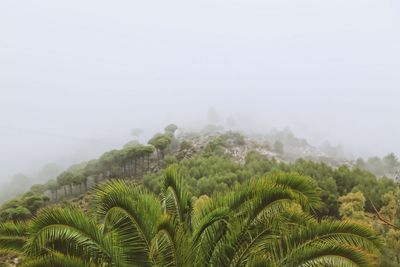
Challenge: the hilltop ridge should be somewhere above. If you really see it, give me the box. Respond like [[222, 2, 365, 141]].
[[0, 124, 398, 222]]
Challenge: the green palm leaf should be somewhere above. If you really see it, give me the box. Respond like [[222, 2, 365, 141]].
[[24, 206, 117, 265], [20, 252, 96, 267], [0, 221, 29, 253]]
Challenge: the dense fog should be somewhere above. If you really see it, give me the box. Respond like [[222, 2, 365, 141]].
[[1, 0, 400, 186]]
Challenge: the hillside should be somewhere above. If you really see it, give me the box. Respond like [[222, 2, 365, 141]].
[[1, 125, 400, 266], [1, 125, 399, 216]]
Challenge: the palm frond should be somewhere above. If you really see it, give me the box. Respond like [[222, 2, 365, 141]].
[[20, 252, 96, 267], [24, 206, 115, 265], [162, 167, 192, 226], [91, 179, 161, 266], [273, 219, 382, 266], [190, 208, 231, 267], [290, 244, 375, 267], [151, 214, 181, 267], [0, 221, 29, 253]]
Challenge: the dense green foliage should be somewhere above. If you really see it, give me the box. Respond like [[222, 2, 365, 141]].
[[1, 130, 398, 223], [0, 168, 382, 266], [0, 190, 49, 222], [337, 189, 400, 267], [144, 151, 397, 219], [0, 128, 399, 266]]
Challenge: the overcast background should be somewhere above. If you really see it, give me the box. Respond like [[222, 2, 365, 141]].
[[1, 0, 400, 184]]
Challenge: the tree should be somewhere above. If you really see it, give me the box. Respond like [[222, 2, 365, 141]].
[[0, 191, 48, 222], [29, 184, 46, 194], [45, 179, 59, 201], [123, 140, 140, 149], [383, 153, 400, 175], [380, 189, 400, 224], [143, 145, 156, 170], [124, 144, 141, 177], [0, 169, 381, 266], [164, 124, 178, 136], [97, 150, 119, 178], [84, 159, 100, 184], [22, 193, 48, 214], [375, 189, 400, 266], [56, 171, 74, 196], [0, 206, 31, 221], [367, 157, 385, 176], [339, 191, 366, 221], [148, 133, 172, 160]]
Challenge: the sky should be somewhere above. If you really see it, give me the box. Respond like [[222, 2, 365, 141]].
[[1, 0, 400, 183]]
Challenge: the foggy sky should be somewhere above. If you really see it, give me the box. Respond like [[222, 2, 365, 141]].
[[1, 0, 400, 183]]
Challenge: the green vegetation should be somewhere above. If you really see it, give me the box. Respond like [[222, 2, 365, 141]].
[[0, 189, 49, 222], [1, 127, 399, 266], [0, 168, 381, 266], [338, 189, 400, 266], [149, 133, 173, 160], [144, 152, 397, 219], [355, 152, 400, 177]]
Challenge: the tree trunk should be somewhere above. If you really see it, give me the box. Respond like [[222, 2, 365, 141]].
[[156, 150, 160, 164], [134, 159, 137, 177]]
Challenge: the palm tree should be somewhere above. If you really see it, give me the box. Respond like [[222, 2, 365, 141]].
[[0, 168, 382, 266]]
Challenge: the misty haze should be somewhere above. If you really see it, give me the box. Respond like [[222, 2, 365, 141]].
[[1, 1, 400, 266]]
